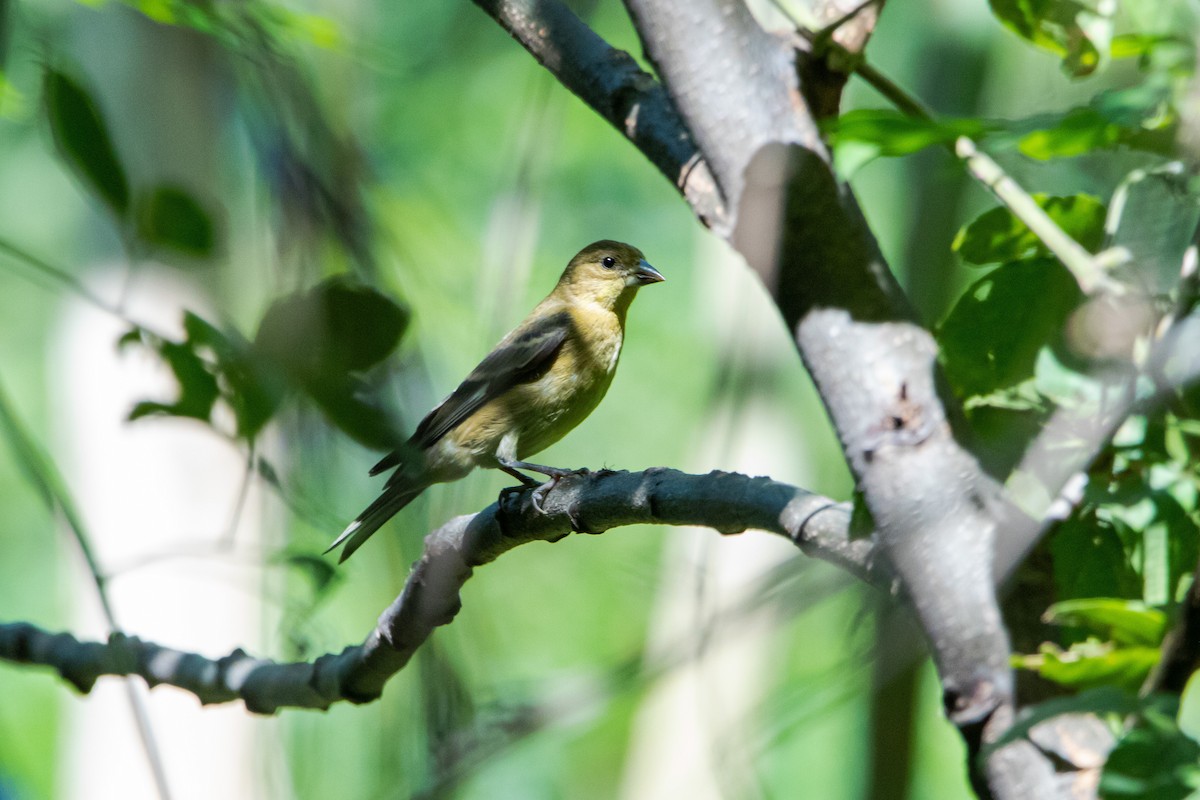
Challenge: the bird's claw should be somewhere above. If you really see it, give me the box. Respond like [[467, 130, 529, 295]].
[[530, 478, 559, 513]]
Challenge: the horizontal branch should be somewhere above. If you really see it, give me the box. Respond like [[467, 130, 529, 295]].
[[0, 468, 875, 713]]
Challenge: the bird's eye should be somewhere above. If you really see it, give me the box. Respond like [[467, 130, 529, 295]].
[[601, 256, 616, 269]]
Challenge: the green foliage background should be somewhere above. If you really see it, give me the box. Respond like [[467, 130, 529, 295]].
[[0, 0, 1198, 798]]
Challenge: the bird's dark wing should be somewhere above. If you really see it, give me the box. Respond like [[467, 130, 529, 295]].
[[370, 310, 571, 474]]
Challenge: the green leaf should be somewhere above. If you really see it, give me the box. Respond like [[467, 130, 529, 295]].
[[1102, 703, 1200, 800], [276, 552, 342, 596], [254, 277, 408, 378], [1044, 599, 1167, 646], [122, 314, 283, 441], [1018, 108, 1122, 159], [826, 110, 991, 171], [1032, 346, 1103, 408], [1011, 82, 1176, 160], [302, 373, 405, 451], [1106, 164, 1200, 296], [42, 68, 129, 216], [127, 340, 220, 423], [1050, 514, 1143, 601], [253, 279, 407, 448], [938, 258, 1084, 397], [136, 185, 217, 257], [319, 280, 409, 372], [1014, 641, 1161, 691], [988, 0, 1113, 77], [953, 194, 1107, 265], [182, 312, 282, 439]]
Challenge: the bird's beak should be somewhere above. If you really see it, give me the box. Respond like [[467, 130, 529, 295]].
[[631, 259, 665, 285]]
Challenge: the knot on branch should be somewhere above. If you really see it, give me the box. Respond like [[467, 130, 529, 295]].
[[861, 380, 938, 464]]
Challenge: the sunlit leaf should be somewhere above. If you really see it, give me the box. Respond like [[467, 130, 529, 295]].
[[988, 0, 1113, 77], [953, 194, 1107, 264], [825, 109, 991, 161], [136, 184, 217, 258], [42, 68, 129, 216], [1018, 108, 1122, 159], [1014, 641, 1160, 691], [1044, 599, 1167, 646]]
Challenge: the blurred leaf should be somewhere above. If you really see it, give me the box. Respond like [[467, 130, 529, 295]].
[[953, 194, 1107, 265], [182, 312, 282, 439], [127, 340, 220, 423], [255, 277, 408, 377], [1102, 702, 1200, 800], [123, 313, 283, 440], [254, 278, 407, 448], [1014, 641, 1160, 691], [1111, 33, 1193, 63], [276, 552, 341, 596], [1032, 346, 1103, 408], [42, 67, 129, 216], [938, 258, 1083, 397], [1106, 164, 1200, 295], [989, 0, 1112, 76], [303, 373, 404, 451], [988, 686, 1141, 754], [136, 184, 217, 258], [1044, 598, 1167, 646]]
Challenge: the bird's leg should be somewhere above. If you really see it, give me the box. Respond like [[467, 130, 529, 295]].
[[497, 457, 586, 513], [498, 464, 542, 487]]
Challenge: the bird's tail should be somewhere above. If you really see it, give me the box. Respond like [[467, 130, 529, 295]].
[[325, 480, 429, 563]]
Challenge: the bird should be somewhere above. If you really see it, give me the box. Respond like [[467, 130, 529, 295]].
[[325, 240, 664, 562]]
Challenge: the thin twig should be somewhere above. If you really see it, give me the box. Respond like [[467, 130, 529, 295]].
[[954, 137, 1123, 295]]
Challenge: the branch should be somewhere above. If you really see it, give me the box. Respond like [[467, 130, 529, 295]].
[[1, 468, 874, 712], [622, 0, 823, 235], [469, 0, 725, 228]]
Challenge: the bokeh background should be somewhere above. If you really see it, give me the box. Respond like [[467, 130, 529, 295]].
[[0, 0, 1163, 797]]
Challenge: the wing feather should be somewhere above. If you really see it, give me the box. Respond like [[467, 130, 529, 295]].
[[369, 309, 572, 478]]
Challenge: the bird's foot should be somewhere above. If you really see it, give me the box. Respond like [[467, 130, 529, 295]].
[[529, 467, 592, 513]]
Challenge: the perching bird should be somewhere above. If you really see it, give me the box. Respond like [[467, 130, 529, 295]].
[[325, 240, 664, 562]]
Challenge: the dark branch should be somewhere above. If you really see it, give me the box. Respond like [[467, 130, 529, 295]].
[[470, 0, 726, 228], [1, 468, 874, 712]]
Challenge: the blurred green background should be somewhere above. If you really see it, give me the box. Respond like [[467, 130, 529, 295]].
[[0, 0, 1153, 797]]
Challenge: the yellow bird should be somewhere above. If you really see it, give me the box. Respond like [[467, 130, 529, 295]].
[[326, 240, 664, 562]]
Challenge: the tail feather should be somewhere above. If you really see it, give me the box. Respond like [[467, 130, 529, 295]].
[[326, 482, 428, 563]]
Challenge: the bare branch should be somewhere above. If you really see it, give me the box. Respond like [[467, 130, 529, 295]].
[[469, 0, 725, 227], [623, 0, 822, 234], [1, 468, 872, 712]]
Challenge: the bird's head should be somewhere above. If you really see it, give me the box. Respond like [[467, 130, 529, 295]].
[[556, 240, 664, 312]]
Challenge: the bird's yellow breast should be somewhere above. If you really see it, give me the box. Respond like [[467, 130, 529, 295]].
[[443, 302, 625, 465]]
